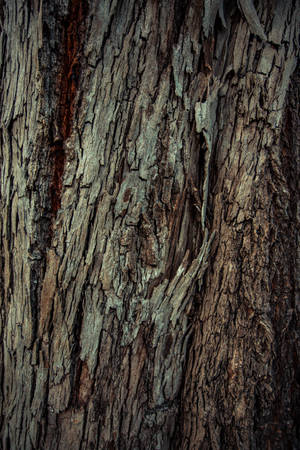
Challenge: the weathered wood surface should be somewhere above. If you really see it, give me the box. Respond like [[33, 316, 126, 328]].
[[0, 0, 299, 449]]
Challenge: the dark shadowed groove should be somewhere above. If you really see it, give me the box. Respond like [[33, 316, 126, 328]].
[[50, 0, 88, 218], [174, 0, 189, 42]]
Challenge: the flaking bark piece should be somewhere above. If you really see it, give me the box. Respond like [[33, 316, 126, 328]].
[[238, 0, 267, 41]]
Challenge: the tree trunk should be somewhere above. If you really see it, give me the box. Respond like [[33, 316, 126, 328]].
[[0, 1, 299, 449]]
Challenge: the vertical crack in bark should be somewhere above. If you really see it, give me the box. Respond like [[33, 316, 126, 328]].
[[50, 0, 87, 217]]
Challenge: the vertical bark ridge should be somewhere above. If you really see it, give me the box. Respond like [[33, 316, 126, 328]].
[[179, 1, 300, 448], [0, 1, 49, 448], [268, 65, 300, 449], [39, 1, 216, 447]]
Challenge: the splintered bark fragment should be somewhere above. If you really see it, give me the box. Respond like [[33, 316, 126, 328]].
[[197, 228, 216, 291], [203, 0, 227, 37], [195, 79, 220, 231], [218, 1, 227, 29], [238, 0, 267, 41], [201, 130, 212, 232], [203, 0, 217, 38]]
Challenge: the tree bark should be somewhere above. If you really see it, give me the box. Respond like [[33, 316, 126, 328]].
[[0, 1, 299, 449]]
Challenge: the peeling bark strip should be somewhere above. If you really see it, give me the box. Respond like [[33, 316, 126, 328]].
[[0, 0, 299, 449], [237, 0, 267, 41], [50, 0, 87, 216]]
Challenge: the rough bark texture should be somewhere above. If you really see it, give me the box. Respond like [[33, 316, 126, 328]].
[[0, 0, 299, 449]]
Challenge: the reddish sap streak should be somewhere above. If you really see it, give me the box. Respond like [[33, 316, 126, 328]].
[[50, 0, 87, 216]]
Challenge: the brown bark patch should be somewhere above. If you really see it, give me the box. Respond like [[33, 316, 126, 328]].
[[38, 249, 60, 336], [140, 214, 159, 267], [123, 188, 132, 203], [78, 361, 93, 407]]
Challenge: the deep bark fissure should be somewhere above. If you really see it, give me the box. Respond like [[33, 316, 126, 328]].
[[50, 0, 88, 218]]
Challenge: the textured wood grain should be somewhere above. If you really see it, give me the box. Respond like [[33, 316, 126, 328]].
[[0, 0, 299, 449]]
